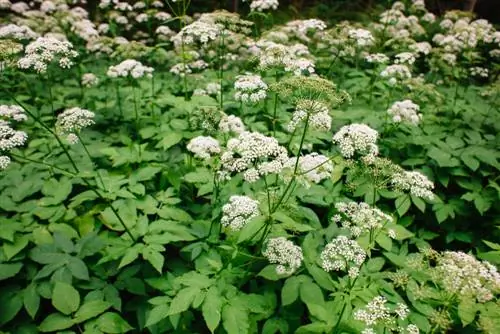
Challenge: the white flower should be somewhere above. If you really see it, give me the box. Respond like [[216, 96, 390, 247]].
[[40, 0, 56, 12], [409, 42, 432, 55], [18, 37, 78, 73], [332, 124, 379, 164], [81, 73, 99, 87], [55, 107, 95, 143], [395, 52, 416, 65], [0, 155, 10, 170], [0, 0, 11, 9], [333, 202, 393, 237], [221, 195, 260, 231], [421, 12, 436, 23], [347, 28, 375, 47], [220, 131, 288, 183], [187, 136, 221, 160], [263, 237, 303, 275], [234, 74, 268, 104], [10, 1, 28, 13], [288, 99, 331, 132], [470, 67, 488, 78], [365, 53, 389, 64], [354, 296, 391, 327], [320, 235, 366, 278], [406, 324, 420, 334], [380, 64, 412, 85], [244, 0, 279, 12], [391, 170, 434, 200], [171, 20, 220, 46], [0, 105, 27, 122], [107, 59, 154, 79], [0, 24, 38, 40], [219, 115, 245, 134], [387, 100, 421, 125], [395, 303, 410, 320], [282, 153, 333, 187], [170, 63, 192, 77], [135, 13, 149, 23], [0, 122, 28, 151]]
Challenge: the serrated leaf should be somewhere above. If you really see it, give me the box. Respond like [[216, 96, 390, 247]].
[[96, 312, 133, 333], [237, 216, 267, 244], [222, 302, 249, 334], [24, 283, 40, 319], [67, 257, 89, 280], [145, 303, 170, 327], [167, 286, 200, 316], [458, 299, 478, 326], [395, 195, 411, 216], [202, 286, 223, 333], [376, 234, 392, 251], [299, 281, 324, 306], [52, 282, 80, 315], [143, 248, 164, 273], [74, 300, 111, 323], [282, 276, 302, 306], [39, 313, 74, 332]]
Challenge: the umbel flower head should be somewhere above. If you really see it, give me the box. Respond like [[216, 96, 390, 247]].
[[56, 107, 95, 144], [433, 251, 500, 303], [0, 120, 28, 170], [18, 37, 78, 73], [282, 153, 333, 188], [320, 235, 366, 278], [391, 170, 434, 200], [332, 123, 379, 164], [171, 20, 221, 46], [332, 201, 393, 237], [234, 74, 268, 104], [107, 59, 154, 79], [387, 100, 421, 125], [187, 136, 221, 160], [0, 105, 27, 122], [354, 296, 412, 333], [257, 42, 315, 76], [220, 131, 288, 183], [81, 73, 99, 87], [243, 0, 279, 12], [221, 195, 260, 231], [288, 99, 332, 133], [219, 115, 245, 134], [263, 237, 303, 275]]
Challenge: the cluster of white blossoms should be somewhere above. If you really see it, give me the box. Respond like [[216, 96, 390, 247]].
[[347, 28, 375, 47], [433, 251, 500, 303], [354, 296, 412, 333], [409, 41, 432, 55], [0, 120, 28, 169], [288, 99, 332, 133], [332, 202, 393, 237], [0, 24, 38, 40], [365, 53, 389, 64], [282, 153, 333, 187], [171, 20, 220, 46], [0, 105, 27, 122], [258, 43, 315, 76], [55, 107, 95, 144], [470, 67, 489, 78], [380, 64, 412, 86], [221, 195, 260, 231], [17, 37, 78, 74], [107, 59, 154, 79], [186, 136, 221, 160], [220, 131, 288, 183], [394, 52, 416, 65], [234, 74, 268, 104], [320, 235, 366, 278], [219, 115, 245, 134], [332, 124, 379, 164], [263, 237, 303, 275], [243, 0, 278, 12], [81, 73, 99, 87], [391, 170, 434, 200], [387, 100, 421, 125]]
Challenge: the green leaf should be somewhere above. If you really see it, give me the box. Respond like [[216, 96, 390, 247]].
[[167, 286, 200, 316], [0, 263, 23, 280], [257, 265, 282, 281], [24, 283, 40, 319], [39, 313, 74, 332], [155, 132, 183, 151], [96, 312, 133, 333], [202, 286, 223, 333], [67, 257, 89, 280], [52, 282, 80, 315], [427, 147, 459, 167], [411, 195, 426, 213], [458, 299, 478, 326], [118, 245, 142, 269], [74, 300, 111, 323], [299, 281, 324, 306], [0, 289, 23, 325], [395, 195, 411, 216], [222, 302, 249, 334], [145, 304, 170, 327], [262, 318, 289, 334], [461, 154, 480, 171], [281, 276, 302, 306], [237, 216, 267, 244], [142, 247, 164, 273], [3, 235, 29, 260], [376, 234, 392, 251], [389, 225, 414, 240]]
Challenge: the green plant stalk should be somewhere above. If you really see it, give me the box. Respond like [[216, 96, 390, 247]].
[[218, 32, 226, 110], [332, 272, 361, 333], [115, 82, 123, 119], [9, 152, 76, 176], [133, 84, 139, 128], [271, 70, 280, 137]]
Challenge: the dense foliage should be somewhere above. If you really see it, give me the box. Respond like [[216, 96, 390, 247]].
[[1, 0, 500, 333]]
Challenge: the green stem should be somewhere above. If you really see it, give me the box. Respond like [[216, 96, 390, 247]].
[[219, 32, 225, 110], [9, 152, 76, 176], [115, 83, 123, 119]]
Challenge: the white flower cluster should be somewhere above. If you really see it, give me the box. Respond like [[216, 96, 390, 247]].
[[434, 251, 500, 303], [220, 131, 288, 183], [221, 195, 260, 231], [332, 202, 393, 237], [470, 67, 488, 78], [409, 41, 432, 55], [391, 170, 434, 200], [0, 105, 27, 122], [380, 64, 412, 85], [258, 43, 315, 76], [219, 115, 245, 134], [0, 121, 28, 170], [347, 28, 375, 47], [332, 124, 379, 164], [365, 53, 389, 64], [17, 37, 78, 73], [288, 99, 331, 133], [81, 73, 99, 87], [56, 107, 95, 144], [0, 24, 38, 40], [387, 100, 421, 125], [320, 235, 366, 278], [186, 136, 221, 160], [171, 20, 220, 46], [234, 74, 268, 103], [244, 0, 279, 12], [107, 59, 154, 79], [262, 237, 303, 275], [282, 153, 333, 187], [394, 52, 416, 65], [354, 296, 409, 331]]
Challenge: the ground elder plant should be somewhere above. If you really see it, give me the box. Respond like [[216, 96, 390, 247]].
[[0, 0, 499, 333]]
